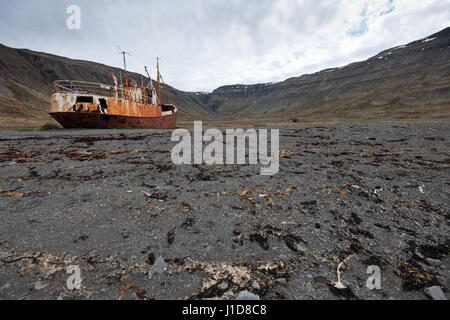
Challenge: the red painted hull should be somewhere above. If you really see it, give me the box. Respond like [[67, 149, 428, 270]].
[[50, 112, 177, 129]]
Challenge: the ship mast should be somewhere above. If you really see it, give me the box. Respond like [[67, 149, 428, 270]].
[[119, 49, 130, 86], [144, 66, 155, 105], [144, 66, 154, 88], [157, 57, 161, 106]]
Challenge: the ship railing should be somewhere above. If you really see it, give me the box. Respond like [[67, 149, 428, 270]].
[[53, 80, 154, 103]]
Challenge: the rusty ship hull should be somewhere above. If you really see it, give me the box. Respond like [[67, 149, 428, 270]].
[[50, 78, 178, 129], [50, 111, 177, 129]]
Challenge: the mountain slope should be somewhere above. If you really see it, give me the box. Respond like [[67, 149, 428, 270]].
[[0, 27, 449, 127], [0, 45, 216, 127], [203, 27, 450, 121]]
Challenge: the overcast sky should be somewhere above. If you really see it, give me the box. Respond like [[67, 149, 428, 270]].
[[0, 0, 449, 92]]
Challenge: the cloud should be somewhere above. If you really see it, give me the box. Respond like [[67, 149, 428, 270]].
[[0, 0, 448, 91]]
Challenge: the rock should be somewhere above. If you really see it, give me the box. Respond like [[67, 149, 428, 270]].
[[148, 256, 168, 279], [436, 276, 447, 287], [0, 282, 10, 290], [419, 263, 434, 273], [305, 281, 314, 292], [276, 278, 287, 286], [57, 295, 63, 300], [425, 258, 441, 267], [218, 282, 228, 290], [235, 291, 260, 300], [296, 243, 308, 256], [313, 275, 329, 284], [424, 286, 447, 300], [414, 250, 425, 259], [251, 280, 261, 290], [34, 281, 48, 291]]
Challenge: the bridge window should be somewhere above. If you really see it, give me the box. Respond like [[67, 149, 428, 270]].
[[76, 96, 93, 103], [99, 98, 107, 109]]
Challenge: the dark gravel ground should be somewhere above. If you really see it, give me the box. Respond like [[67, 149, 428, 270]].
[[0, 122, 448, 300]]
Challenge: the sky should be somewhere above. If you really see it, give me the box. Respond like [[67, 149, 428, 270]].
[[0, 0, 449, 92]]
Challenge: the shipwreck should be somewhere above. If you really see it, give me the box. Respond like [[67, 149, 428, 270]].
[[49, 54, 177, 129]]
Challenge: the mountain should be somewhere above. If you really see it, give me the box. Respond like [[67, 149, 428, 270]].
[[205, 27, 450, 121], [0, 27, 449, 127], [0, 45, 216, 127], [202, 27, 450, 121]]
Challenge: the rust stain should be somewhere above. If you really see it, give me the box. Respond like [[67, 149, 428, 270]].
[[51, 92, 173, 118], [49, 57, 178, 129]]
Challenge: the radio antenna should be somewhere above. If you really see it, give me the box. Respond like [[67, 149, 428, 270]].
[[144, 66, 154, 89], [117, 46, 131, 86]]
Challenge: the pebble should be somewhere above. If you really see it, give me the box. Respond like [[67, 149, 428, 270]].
[[0, 282, 10, 290], [313, 275, 329, 284], [276, 278, 287, 286], [218, 282, 228, 290], [148, 256, 168, 279], [235, 291, 260, 300], [34, 281, 48, 291], [414, 250, 425, 259], [296, 243, 308, 256], [251, 280, 261, 290], [424, 286, 447, 300], [425, 258, 441, 267], [436, 276, 447, 287]]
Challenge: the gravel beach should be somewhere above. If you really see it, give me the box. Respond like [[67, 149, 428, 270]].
[[0, 122, 448, 300]]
